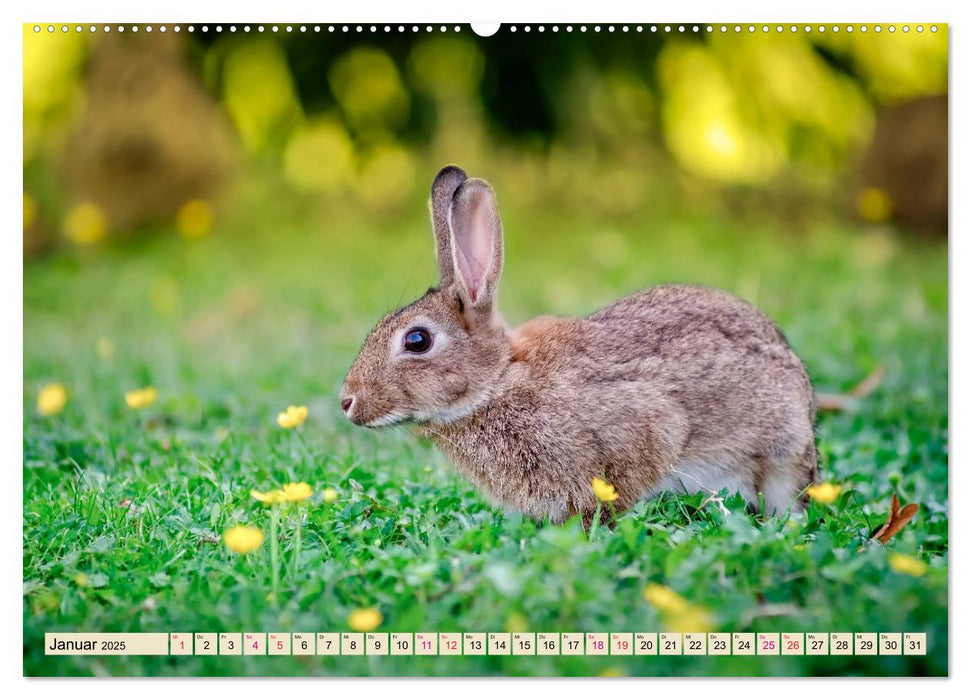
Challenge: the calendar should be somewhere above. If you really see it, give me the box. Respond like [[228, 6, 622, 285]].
[[22, 16, 949, 682], [44, 632, 928, 657]]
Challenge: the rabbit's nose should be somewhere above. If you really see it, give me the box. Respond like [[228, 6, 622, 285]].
[[341, 397, 354, 414]]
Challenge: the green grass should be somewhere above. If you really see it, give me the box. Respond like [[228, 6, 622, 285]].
[[23, 193, 947, 676]]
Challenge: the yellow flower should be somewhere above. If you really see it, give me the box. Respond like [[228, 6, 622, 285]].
[[643, 583, 713, 633], [223, 525, 264, 554], [856, 187, 893, 223], [665, 606, 713, 634], [73, 573, 90, 587], [806, 482, 842, 504], [643, 583, 688, 613], [37, 383, 68, 416], [250, 488, 286, 505], [251, 482, 313, 505], [347, 607, 382, 632], [125, 386, 158, 410], [889, 553, 928, 577], [277, 405, 308, 429], [175, 199, 214, 239], [282, 482, 312, 502], [64, 202, 107, 245], [592, 477, 619, 503], [322, 487, 339, 504]]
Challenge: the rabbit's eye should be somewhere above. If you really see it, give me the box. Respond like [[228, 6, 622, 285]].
[[403, 328, 433, 354]]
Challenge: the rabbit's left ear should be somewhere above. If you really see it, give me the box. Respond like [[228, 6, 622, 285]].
[[429, 165, 468, 287], [448, 178, 504, 310]]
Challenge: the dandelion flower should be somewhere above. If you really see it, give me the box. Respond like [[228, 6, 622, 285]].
[[643, 583, 712, 633], [348, 607, 383, 632], [592, 477, 619, 503], [666, 605, 713, 634], [250, 488, 286, 505], [277, 405, 308, 429], [64, 202, 106, 245], [281, 482, 312, 502], [889, 553, 928, 577], [223, 525, 264, 554], [125, 386, 157, 410], [251, 482, 313, 504], [175, 199, 214, 239], [643, 583, 689, 613], [37, 383, 68, 416], [806, 482, 842, 504], [322, 487, 339, 504]]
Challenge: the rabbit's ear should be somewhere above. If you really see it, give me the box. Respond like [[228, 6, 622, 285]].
[[448, 178, 503, 309], [429, 165, 468, 287]]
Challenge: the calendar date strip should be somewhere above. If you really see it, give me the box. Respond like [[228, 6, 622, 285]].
[[45, 631, 927, 657]]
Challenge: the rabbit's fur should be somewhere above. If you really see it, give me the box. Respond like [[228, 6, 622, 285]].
[[341, 166, 818, 524]]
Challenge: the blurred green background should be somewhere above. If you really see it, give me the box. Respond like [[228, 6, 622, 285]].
[[23, 25, 948, 677], [24, 24, 947, 249]]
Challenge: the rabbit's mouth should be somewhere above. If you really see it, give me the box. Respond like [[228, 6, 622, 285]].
[[361, 411, 409, 428], [341, 378, 413, 427], [341, 396, 408, 429]]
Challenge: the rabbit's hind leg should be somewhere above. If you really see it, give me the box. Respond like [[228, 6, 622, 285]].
[[756, 441, 818, 515]]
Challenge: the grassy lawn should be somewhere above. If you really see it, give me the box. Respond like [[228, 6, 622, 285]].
[[23, 193, 948, 676]]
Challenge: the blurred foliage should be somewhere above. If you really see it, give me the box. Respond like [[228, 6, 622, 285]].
[[23, 25, 86, 163], [221, 40, 302, 152], [23, 24, 948, 251], [658, 36, 874, 185]]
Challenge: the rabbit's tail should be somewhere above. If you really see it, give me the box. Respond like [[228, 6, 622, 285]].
[[815, 364, 885, 412]]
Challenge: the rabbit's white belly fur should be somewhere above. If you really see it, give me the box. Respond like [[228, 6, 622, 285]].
[[649, 454, 807, 514], [647, 457, 756, 504]]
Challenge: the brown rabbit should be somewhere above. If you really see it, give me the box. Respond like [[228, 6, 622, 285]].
[[341, 165, 818, 524]]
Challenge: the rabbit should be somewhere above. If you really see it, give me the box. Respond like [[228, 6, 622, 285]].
[[340, 165, 819, 525]]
